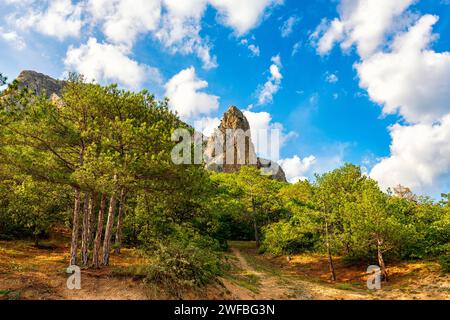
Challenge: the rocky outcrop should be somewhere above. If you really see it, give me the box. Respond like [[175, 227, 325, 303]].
[[16, 70, 64, 98], [220, 105, 251, 132], [204, 106, 258, 174], [258, 158, 287, 182], [204, 106, 287, 182]]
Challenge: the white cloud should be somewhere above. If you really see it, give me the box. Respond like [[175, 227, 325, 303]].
[[14, 0, 84, 40], [88, 0, 280, 67], [244, 110, 274, 139], [271, 54, 281, 66], [155, 0, 217, 69], [2, 0, 33, 4], [311, 18, 344, 56], [2, 0, 280, 69], [278, 155, 316, 183], [209, 0, 282, 35], [247, 44, 260, 57], [371, 116, 450, 194], [315, 1, 450, 194], [356, 15, 450, 124], [244, 110, 297, 159], [165, 67, 219, 120], [64, 38, 160, 89], [88, 0, 217, 69], [240, 38, 261, 57], [278, 143, 347, 184], [312, 0, 415, 58], [280, 15, 299, 38], [291, 41, 301, 56], [325, 72, 339, 84], [87, 0, 161, 47], [193, 116, 221, 137], [0, 27, 26, 50], [257, 54, 283, 105]]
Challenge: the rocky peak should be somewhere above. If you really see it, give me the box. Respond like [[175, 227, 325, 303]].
[[219, 106, 250, 132], [204, 106, 287, 182], [16, 70, 64, 98]]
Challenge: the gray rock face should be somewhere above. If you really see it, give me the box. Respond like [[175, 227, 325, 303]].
[[204, 106, 287, 182], [219, 106, 251, 133], [258, 158, 287, 182], [16, 70, 64, 98], [204, 106, 258, 174]]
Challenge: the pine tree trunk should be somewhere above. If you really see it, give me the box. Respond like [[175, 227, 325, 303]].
[[377, 238, 389, 282], [92, 194, 106, 268], [87, 193, 96, 249], [114, 189, 126, 254], [252, 199, 260, 248], [69, 187, 82, 266], [81, 193, 90, 266], [102, 193, 117, 266], [324, 215, 336, 281]]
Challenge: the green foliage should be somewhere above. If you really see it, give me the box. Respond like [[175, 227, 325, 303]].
[[0, 73, 225, 287], [211, 167, 285, 246], [261, 164, 449, 269], [346, 179, 416, 264], [142, 225, 223, 296], [209, 172, 254, 241], [7, 177, 71, 244], [439, 254, 450, 273], [262, 220, 317, 255], [0, 73, 6, 87]]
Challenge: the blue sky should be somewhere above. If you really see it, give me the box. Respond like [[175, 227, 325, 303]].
[[1, 0, 450, 197]]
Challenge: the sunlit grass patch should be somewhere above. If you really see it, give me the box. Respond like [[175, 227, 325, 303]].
[[224, 270, 261, 294], [223, 253, 261, 293], [228, 241, 256, 250], [335, 283, 357, 291]]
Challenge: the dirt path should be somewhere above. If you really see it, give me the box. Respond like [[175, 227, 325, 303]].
[[223, 245, 373, 300], [223, 243, 449, 300], [228, 247, 303, 300], [223, 247, 321, 300]]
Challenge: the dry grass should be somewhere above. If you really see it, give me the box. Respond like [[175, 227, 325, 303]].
[[225, 241, 449, 300], [0, 239, 150, 300], [0, 237, 235, 300]]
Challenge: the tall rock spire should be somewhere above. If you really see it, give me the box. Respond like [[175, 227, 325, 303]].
[[204, 106, 287, 182], [219, 106, 251, 132]]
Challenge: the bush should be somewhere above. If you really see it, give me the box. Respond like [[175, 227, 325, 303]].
[[262, 221, 318, 255], [142, 225, 223, 297], [439, 254, 450, 274]]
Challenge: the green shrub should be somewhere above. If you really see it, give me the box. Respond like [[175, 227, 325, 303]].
[[142, 225, 223, 297], [262, 221, 317, 255], [439, 254, 450, 274]]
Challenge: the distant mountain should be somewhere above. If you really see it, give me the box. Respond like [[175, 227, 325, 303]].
[[15, 70, 65, 98]]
